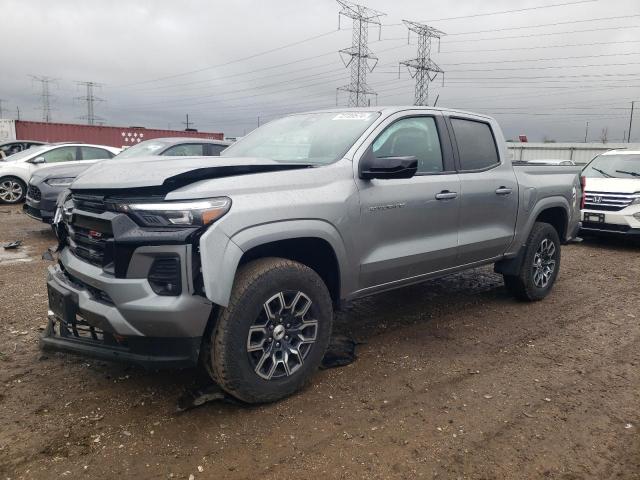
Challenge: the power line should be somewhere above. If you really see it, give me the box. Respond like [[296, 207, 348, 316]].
[[30, 75, 57, 122], [440, 39, 640, 54], [336, 0, 386, 106], [400, 20, 445, 106], [76, 81, 104, 125]]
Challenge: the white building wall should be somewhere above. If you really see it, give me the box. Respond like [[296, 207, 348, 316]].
[[0, 119, 16, 142], [507, 142, 640, 164]]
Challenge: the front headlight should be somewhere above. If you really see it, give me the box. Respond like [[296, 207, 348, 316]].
[[631, 195, 640, 206], [45, 177, 76, 187], [113, 197, 231, 227]]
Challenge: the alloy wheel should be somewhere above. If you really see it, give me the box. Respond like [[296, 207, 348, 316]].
[[246, 291, 318, 380], [532, 237, 557, 288], [0, 180, 23, 203]]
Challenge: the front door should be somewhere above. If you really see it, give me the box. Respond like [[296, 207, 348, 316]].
[[356, 112, 461, 290]]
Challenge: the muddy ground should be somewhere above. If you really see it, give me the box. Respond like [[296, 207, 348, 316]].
[[0, 203, 638, 479]]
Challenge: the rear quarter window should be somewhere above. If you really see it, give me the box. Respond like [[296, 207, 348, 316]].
[[451, 118, 500, 171]]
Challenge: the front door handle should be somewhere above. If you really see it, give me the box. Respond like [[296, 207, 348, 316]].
[[495, 187, 513, 195], [435, 190, 458, 200]]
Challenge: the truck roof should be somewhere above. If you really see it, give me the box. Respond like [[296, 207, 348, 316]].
[[303, 105, 494, 120]]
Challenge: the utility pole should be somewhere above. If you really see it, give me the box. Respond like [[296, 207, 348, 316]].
[[0, 99, 5, 118], [628, 101, 635, 143], [400, 20, 445, 106], [584, 121, 589, 143], [31, 75, 57, 122], [183, 114, 194, 130], [16, 106, 20, 120], [336, 0, 386, 107], [76, 81, 104, 125]]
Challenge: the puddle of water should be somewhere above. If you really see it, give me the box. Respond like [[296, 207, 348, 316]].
[[0, 246, 34, 265]]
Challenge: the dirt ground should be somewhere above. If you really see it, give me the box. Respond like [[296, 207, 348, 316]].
[[0, 203, 638, 480]]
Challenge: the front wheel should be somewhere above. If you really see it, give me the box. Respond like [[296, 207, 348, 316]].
[[207, 257, 333, 403], [0, 176, 27, 204], [504, 222, 561, 301]]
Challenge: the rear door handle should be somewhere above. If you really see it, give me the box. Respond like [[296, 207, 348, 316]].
[[435, 190, 458, 200], [495, 187, 513, 195]]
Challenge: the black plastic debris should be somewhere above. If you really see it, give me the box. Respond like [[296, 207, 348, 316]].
[[3, 240, 22, 250], [41, 247, 56, 261], [320, 334, 360, 369]]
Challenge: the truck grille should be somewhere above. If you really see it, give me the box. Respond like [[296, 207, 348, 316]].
[[67, 217, 113, 268], [583, 191, 639, 212], [28, 184, 41, 201], [72, 193, 107, 214]]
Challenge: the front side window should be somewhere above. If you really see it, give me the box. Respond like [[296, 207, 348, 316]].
[[222, 111, 380, 165], [372, 116, 443, 173], [163, 143, 205, 156], [583, 154, 640, 179], [208, 144, 227, 156], [42, 146, 77, 163], [114, 140, 169, 159], [451, 118, 500, 171], [80, 146, 113, 160]]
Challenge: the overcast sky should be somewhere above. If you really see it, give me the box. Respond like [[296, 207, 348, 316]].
[[1, 0, 639, 141]]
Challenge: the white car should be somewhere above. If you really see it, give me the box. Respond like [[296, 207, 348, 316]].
[[0, 143, 121, 204], [581, 150, 640, 236]]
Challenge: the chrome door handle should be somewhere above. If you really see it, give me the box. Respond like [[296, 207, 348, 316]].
[[435, 191, 458, 200], [495, 187, 513, 195]]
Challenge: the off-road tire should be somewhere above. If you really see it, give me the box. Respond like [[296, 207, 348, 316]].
[[504, 222, 561, 302], [208, 257, 333, 403], [0, 176, 27, 204]]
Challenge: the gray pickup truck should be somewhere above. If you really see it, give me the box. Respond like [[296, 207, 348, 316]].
[[44, 107, 581, 403]]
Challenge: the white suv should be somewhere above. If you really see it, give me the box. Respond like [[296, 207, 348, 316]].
[[581, 150, 640, 236], [0, 143, 121, 204]]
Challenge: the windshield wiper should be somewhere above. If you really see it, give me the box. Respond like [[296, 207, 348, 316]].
[[615, 169, 640, 177], [591, 167, 613, 178]]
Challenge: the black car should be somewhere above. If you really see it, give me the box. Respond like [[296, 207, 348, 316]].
[[24, 137, 230, 223], [0, 140, 46, 159]]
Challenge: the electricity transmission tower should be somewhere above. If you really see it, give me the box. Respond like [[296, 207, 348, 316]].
[[336, 0, 385, 107], [400, 20, 445, 106], [76, 81, 104, 125], [31, 75, 57, 122], [182, 114, 194, 130]]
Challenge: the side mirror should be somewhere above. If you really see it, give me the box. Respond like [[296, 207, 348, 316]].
[[30, 156, 46, 164], [359, 147, 418, 180]]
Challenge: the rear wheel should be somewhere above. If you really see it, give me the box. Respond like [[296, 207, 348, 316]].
[[208, 257, 333, 403], [504, 222, 561, 301], [0, 176, 26, 204]]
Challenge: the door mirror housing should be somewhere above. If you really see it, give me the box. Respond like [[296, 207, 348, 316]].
[[359, 147, 418, 180], [30, 156, 46, 164]]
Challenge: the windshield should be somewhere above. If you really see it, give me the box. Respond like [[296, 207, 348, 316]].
[[583, 154, 640, 179], [221, 111, 380, 164], [1, 144, 49, 162], [114, 140, 170, 159]]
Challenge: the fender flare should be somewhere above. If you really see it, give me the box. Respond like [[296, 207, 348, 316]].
[[199, 219, 353, 307]]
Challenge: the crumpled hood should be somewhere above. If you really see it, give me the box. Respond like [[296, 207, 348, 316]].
[[585, 177, 640, 194], [71, 155, 314, 191], [30, 163, 92, 182]]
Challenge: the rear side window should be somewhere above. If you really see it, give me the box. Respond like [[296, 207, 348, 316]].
[[163, 143, 205, 156], [451, 118, 499, 171], [81, 146, 113, 160], [208, 144, 227, 156]]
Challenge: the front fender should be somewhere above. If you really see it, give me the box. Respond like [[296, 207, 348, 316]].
[[199, 219, 353, 307]]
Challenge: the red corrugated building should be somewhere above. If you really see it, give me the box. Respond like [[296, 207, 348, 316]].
[[14, 120, 224, 148]]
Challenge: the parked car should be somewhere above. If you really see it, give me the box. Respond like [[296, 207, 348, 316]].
[[44, 107, 581, 403], [580, 149, 640, 236], [0, 140, 47, 160], [0, 143, 120, 204], [527, 159, 576, 166], [24, 137, 231, 222]]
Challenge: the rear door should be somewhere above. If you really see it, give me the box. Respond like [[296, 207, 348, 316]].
[[447, 116, 518, 264], [356, 111, 461, 290]]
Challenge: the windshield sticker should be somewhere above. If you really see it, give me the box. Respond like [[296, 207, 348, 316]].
[[332, 112, 374, 121]]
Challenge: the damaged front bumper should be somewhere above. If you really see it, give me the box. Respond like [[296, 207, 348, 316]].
[[42, 246, 213, 369]]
